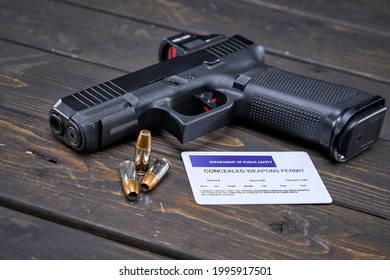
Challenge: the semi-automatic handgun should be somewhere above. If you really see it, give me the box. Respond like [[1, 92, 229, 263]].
[[49, 33, 386, 162]]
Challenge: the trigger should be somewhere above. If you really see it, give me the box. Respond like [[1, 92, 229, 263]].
[[193, 92, 217, 112]]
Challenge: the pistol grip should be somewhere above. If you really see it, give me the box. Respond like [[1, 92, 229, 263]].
[[240, 65, 386, 161]]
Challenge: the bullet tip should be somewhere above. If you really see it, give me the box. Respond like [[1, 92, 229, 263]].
[[136, 129, 152, 149], [141, 172, 159, 192], [123, 180, 139, 200]]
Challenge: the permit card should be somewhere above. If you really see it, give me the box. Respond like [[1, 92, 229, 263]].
[[181, 151, 332, 205]]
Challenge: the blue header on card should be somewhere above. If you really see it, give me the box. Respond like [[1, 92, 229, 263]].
[[189, 155, 277, 167]]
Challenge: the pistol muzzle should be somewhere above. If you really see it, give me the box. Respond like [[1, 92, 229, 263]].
[[141, 157, 171, 192], [119, 160, 139, 201]]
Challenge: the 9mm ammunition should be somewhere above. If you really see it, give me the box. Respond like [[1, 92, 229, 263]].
[[119, 160, 139, 201], [141, 157, 171, 192], [119, 130, 171, 201], [134, 129, 152, 175]]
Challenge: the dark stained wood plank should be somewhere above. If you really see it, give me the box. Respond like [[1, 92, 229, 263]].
[[0, 107, 389, 259], [246, 0, 390, 36], [0, 206, 168, 259], [0, 40, 389, 219], [0, 40, 125, 119], [1, 0, 389, 260], [58, 0, 390, 83], [0, 0, 176, 72]]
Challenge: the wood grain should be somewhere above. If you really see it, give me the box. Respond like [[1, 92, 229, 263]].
[[0, 39, 389, 219], [246, 0, 390, 36], [1, 106, 389, 259], [61, 0, 390, 82], [0, 206, 168, 259], [0, 0, 389, 260], [0, 0, 175, 72]]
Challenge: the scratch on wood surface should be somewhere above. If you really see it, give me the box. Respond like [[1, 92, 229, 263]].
[[269, 220, 296, 235], [133, 29, 150, 38], [160, 202, 165, 213], [312, 236, 330, 253], [81, 203, 91, 214], [144, 196, 153, 206], [303, 221, 311, 237], [0, 73, 28, 88], [25, 150, 59, 164], [65, 168, 83, 188], [199, 131, 244, 147], [157, 0, 185, 9], [50, 48, 79, 58]]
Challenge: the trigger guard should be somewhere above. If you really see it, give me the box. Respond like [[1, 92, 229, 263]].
[[140, 98, 235, 143]]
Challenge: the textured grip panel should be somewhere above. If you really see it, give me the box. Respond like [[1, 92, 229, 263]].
[[251, 67, 357, 105], [249, 95, 321, 141]]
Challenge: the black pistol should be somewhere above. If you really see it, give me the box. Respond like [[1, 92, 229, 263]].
[[49, 33, 386, 162]]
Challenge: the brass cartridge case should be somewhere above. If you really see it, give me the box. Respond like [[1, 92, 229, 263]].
[[134, 129, 152, 175], [141, 157, 171, 192], [119, 160, 139, 201]]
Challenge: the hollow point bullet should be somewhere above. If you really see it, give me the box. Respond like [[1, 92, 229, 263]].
[[141, 157, 171, 192], [119, 160, 139, 201], [134, 129, 152, 175]]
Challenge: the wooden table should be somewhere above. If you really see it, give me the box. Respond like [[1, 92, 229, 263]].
[[1, 0, 389, 259]]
